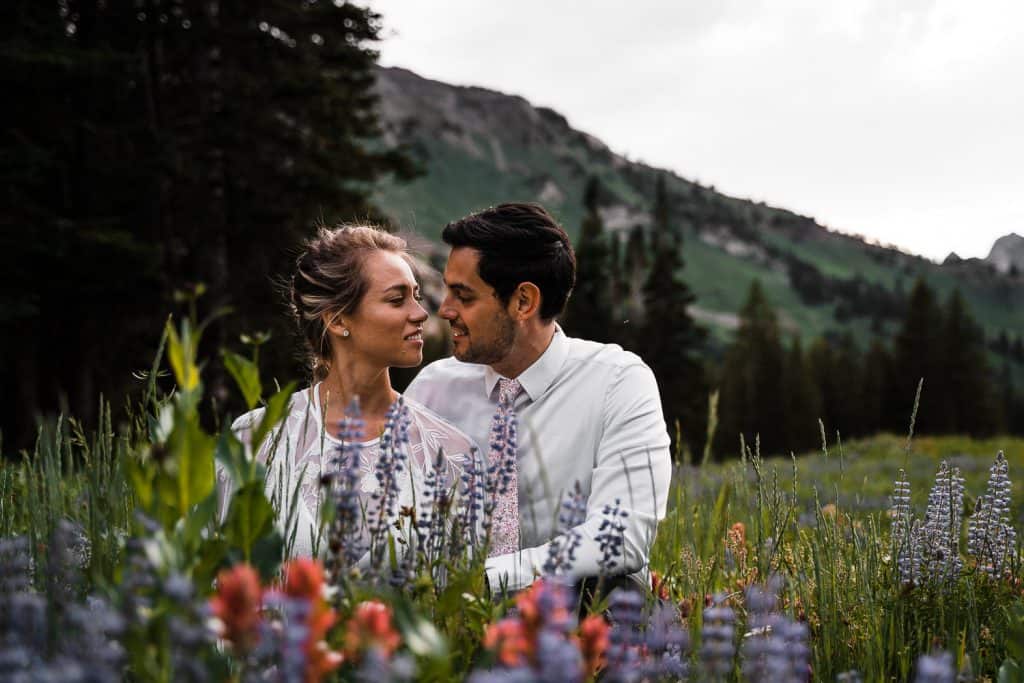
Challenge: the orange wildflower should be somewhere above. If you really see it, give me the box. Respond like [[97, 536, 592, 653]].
[[342, 600, 402, 664], [578, 614, 610, 676], [210, 563, 262, 653], [280, 558, 342, 682], [483, 617, 531, 667], [515, 579, 571, 642], [650, 570, 670, 600]]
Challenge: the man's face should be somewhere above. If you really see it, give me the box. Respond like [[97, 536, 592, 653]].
[[439, 247, 516, 365]]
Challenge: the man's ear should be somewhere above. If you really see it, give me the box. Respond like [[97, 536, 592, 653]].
[[508, 282, 542, 321]]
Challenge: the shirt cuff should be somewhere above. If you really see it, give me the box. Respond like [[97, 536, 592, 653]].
[[484, 550, 541, 593]]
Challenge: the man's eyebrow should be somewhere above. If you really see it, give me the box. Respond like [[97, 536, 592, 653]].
[[446, 282, 474, 294]]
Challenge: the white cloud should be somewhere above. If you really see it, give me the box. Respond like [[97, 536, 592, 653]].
[[372, 0, 1024, 260]]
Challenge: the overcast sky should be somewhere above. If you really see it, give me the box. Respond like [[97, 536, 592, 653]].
[[370, 0, 1023, 262]]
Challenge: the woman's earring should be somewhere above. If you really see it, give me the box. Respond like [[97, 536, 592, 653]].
[[342, 329, 350, 338]]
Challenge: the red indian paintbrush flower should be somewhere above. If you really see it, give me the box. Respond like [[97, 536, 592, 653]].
[[343, 600, 402, 663], [483, 617, 532, 667], [578, 614, 610, 677], [210, 563, 262, 653], [280, 558, 343, 682]]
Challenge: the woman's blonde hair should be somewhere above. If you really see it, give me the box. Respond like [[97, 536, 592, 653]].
[[290, 224, 409, 381]]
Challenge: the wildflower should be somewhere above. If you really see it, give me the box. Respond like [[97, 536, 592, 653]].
[[578, 614, 609, 677], [517, 579, 575, 641], [543, 482, 587, 576], [914, 650, 955, 683], [890, 469, 914, 583], [483, 617, 532, 667], [209, 563, 263, 653], [280, 558, 343, 680], [700, 594, 736, 678], [325, 399, 369, 572], [596, 499, 629, 574], [534, 629, 583, 682], [650, 570, 670, 601], [967, 451, 1016, 577], [343, 600, 402, 664], [367, 399, 411, 569]]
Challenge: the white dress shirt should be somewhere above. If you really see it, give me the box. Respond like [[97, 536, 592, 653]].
[[405, 326, 672, 591]]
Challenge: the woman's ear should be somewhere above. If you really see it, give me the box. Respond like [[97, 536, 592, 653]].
[[509, 282, 542, 321], [322, 310, 349, 338]]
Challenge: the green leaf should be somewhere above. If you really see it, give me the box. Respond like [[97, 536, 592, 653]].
[[183, 489, 219, 548], [164, 413, 216, 518], [124, 451, 153, 510], [250, 531, 284, 581], [222, 350, 262, 410], [251, 382, 297, 452], [165, 319, 199, 391], [225, 481, 275, 560]]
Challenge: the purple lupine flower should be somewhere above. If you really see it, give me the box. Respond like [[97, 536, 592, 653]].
[[914, 650, 956, 683], [968, 451, 1016, 577], [890, 469, 915, 583], [921, 462, 964, 583], [596, 499, 629, 575], [535, 629, 584, 683], [700, 594, 736, 679], [603, 589, 644, 681], [324, 398, 369, 573], [640, 602, 690, 680], [542, 482, 587, 576], [367, 398, 411, 571], [458, 455, 486, 556]]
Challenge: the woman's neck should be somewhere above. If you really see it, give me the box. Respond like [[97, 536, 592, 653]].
[[317, 356, 397, 439]]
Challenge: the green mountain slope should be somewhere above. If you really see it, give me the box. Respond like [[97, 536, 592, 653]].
[[372, 66, 1024, 349]]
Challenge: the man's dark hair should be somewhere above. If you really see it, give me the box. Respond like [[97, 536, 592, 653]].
[[442, 203, 577, 321]]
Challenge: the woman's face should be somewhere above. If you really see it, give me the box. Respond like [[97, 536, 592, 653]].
[[341, 250, 428, 369]]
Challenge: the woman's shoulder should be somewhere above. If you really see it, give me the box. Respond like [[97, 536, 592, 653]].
[[401, 395, 479, 454], [230, 385, 315, 439]]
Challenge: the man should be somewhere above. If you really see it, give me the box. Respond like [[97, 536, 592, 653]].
[[405, 202, 671, 592]]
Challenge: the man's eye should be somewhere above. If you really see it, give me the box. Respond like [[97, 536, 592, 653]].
[[414, 292, 424, 302]]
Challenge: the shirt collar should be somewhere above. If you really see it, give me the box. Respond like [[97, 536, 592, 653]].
[[483, 325, 569, 402]]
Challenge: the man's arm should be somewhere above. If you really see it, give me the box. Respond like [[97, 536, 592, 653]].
[[485, 360, 672, 591]]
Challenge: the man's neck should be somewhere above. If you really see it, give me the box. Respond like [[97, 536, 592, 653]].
[[491, 322, 557, 379]]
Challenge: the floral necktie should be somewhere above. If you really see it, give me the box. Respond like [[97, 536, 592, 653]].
[[488, 377, 522, 557]]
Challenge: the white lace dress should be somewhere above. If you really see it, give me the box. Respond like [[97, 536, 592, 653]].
[[222, 384, 481, 560]]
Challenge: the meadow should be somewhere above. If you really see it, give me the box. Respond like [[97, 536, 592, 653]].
[[1, 317, 1022, 682]]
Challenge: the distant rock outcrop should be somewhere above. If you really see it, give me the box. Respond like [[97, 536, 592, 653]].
[[985, 233, 1024, 274]]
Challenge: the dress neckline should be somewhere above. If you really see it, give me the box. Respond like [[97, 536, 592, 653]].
[[309, 382, 383, 448]]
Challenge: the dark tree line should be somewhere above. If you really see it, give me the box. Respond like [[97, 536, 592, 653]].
[[1, 1, 416, 449], [564, 175, 709, 459], [714, 278, 1024, 458], [564, 177, 1023, 461]]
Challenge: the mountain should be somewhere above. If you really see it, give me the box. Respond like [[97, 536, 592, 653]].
[[371, 66, 1024, 348], [986, 233, 1024, 275]]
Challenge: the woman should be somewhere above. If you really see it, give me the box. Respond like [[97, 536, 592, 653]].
[[225, 224, 480, 564]]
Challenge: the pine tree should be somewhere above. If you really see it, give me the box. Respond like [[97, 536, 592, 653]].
[[563, 177, 616, 343], [940, 289, 996, 435], [638, 177, 708, 459], [861, 339, 891, 435], [782, 336, 822, 452], [715, 280, 787, 458], [890, 278, 945, 434]]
